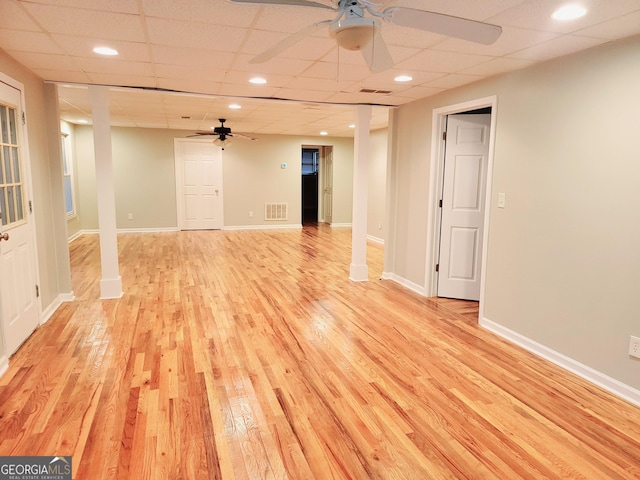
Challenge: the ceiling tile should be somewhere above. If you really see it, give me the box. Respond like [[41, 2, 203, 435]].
[[460, 57, 536, 76], [146, 18, 247, 51], [155, 64, 226, 83], [75, 58, 155, 76], [231, 54, 313, 76], [6, 51, 80, 71], [425, 73, 483, 89], [141, 0, 255, 27], [576, 10, 640, 39], [86, 73, 157, 88], [20, 3, 145, 41], [22, 0, 139, 14], [0, 29, 65, 55], [395, 49, 492, 73], [0, 2, 42, 30], [151, 46, 235, 69], [51, 35, 151, 62], [252, 5, 336, 34], [507, 34, 606, 61]]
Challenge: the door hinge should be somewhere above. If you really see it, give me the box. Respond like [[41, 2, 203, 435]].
[[442, 131, 447, 141], [35, 285, 40, 298], [22, 111, 26, 125], [29, 200, 33, 213], [435, 264, 439, 272], [439, 199, 442, 208]]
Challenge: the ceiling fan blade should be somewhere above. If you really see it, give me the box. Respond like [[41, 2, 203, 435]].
[[187, 132, 216, 137], [361, 30, 394, 72], [251, 20, 329, 64], [233, 132, 259, 141], [383, 7, 502, 45], [229, 0, 336, 10]]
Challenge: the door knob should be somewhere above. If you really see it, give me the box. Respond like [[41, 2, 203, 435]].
[[0, 233, 8, 241]]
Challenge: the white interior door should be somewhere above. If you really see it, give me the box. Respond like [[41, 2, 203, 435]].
[[0, 79, 40, 355], [322, 148, 333, 224], [174, 139, 223, 230], [437, 114, 491, 301]]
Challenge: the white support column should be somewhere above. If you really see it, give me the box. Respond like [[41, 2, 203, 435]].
[[350, 105, 371, 282], [89, 86, 123, 299]]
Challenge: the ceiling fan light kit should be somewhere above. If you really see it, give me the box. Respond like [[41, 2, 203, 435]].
[[330, 16, 378, 50]]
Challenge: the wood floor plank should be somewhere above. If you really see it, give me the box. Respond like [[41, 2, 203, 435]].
[[0, 225, 639, 479]]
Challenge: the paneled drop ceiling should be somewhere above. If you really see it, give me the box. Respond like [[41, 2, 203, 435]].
[[2, 0, 640, 137]]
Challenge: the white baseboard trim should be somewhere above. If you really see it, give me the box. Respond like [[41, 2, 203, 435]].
[[381, 272, 427, 296], [367, 235, 384, 245], [117, 227, 179, 234], [68, 230, 86, 243], [480, 317, 640, 408], [223, 224, 303, 231], [0, 355, 8, 378], [69, 227, 179, 243], [41, 292, 76, 325], [329, 223, 352, 228]]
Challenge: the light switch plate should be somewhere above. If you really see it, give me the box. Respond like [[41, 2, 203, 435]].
[[498, 193, 506, 208]]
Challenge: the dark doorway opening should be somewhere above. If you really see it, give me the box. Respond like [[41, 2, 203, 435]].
[[301, 148, 319, 224]]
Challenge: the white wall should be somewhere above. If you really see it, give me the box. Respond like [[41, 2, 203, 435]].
[[387, 35, 640, 394]]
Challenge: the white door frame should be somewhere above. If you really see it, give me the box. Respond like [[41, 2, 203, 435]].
[[424, 96, 497, 317], [0, 72, 42, 366]]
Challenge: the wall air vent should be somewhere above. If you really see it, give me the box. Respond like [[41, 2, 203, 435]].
[[359, 88, 393, 94], [265, 203, 288, 221]]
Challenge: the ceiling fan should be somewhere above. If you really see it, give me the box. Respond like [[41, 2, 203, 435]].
[[229, 0, 502, 72], [188, 119, 258, 149]]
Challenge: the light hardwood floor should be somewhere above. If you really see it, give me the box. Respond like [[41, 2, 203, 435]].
[[1, 225, 639, 479]]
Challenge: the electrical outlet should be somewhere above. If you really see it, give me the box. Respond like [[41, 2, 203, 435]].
[[249, 211, 253, 218], [127, 213, 133, 220], [630, 336, 640, 359]]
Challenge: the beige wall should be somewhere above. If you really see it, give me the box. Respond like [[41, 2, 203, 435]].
[[387, 35, 640, 392], [367, 128, 387, 242], [220, 133, 354, 227], [73, 126, 179, 231], [0, 50, 72, 355], [71, 127, 356, 230]]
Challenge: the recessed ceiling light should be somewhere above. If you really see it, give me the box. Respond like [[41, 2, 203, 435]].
[[229, 104, 241, 109], [77, 119, 88, 124], [320, 131, 328, 136], [394, 75, 413, 82], [93, 46, 119, 56], [249, 77, 267, 84], [348, 124, 355, 128], [552, 5, 587, 20]]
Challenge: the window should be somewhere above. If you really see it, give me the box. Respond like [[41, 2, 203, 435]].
[[60, 128, 76, 217], [0, 103, 25, 227]]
